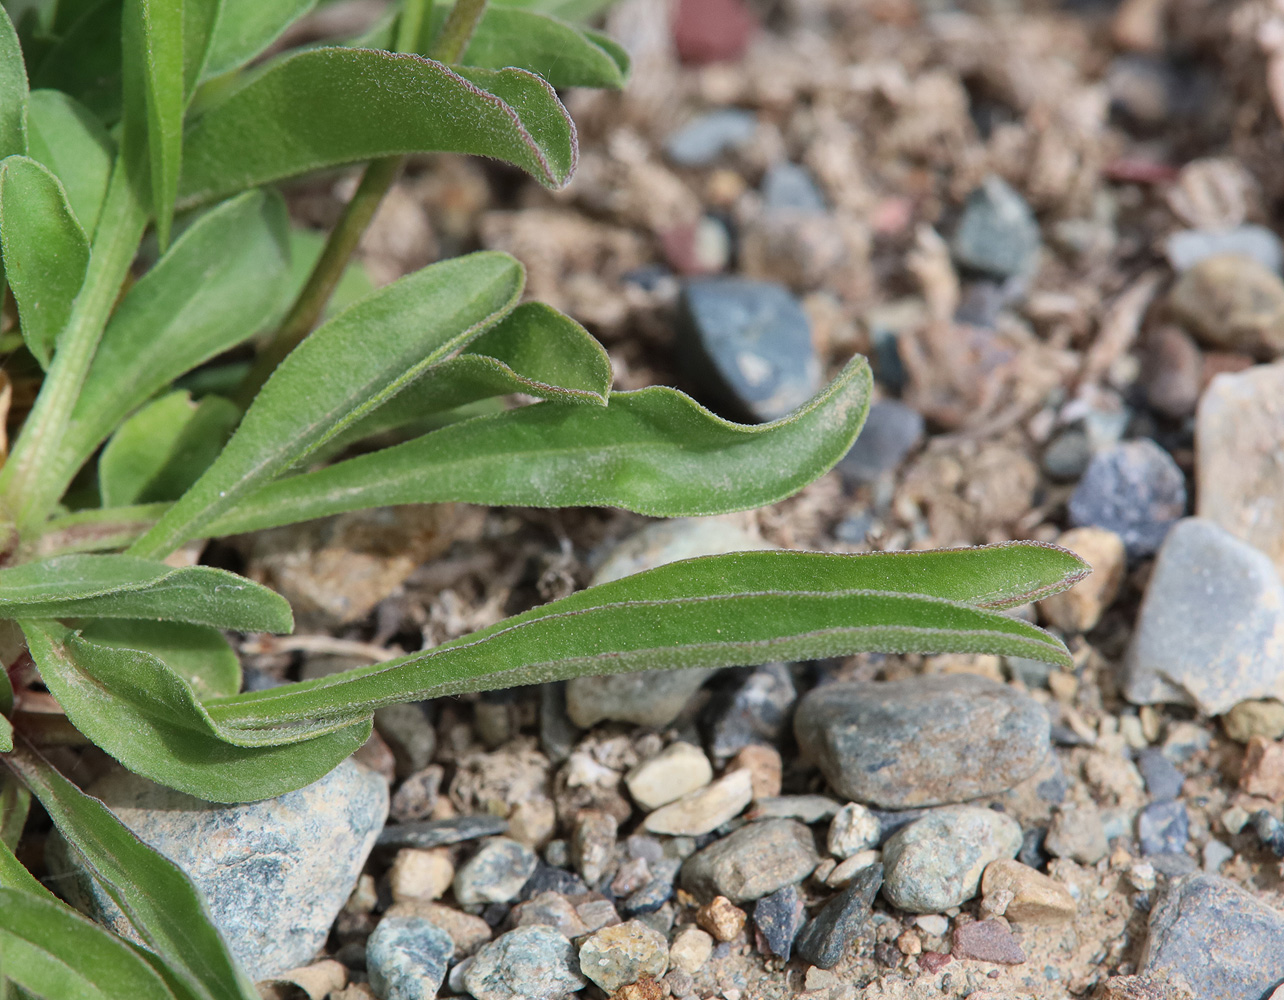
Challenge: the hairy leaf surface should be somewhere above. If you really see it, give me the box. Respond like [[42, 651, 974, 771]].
[[202, 0, 316, 79], [26, 89, 114, 231]]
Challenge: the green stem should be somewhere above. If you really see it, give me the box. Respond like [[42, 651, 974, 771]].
[[0, 160, 149, 536], [233, 0, 487, 408]]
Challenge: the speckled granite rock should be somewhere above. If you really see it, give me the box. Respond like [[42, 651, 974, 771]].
[[366, 916, 454, 1000], [679, 819, 819, 903], [48, 760, 387, 980], [463, 925, 587, 1000], [881, 807, 1023, 913]]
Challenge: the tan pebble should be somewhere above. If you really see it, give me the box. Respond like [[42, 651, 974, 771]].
[[826, 850, 880, 889], [643, 769, 753, 836], [1224, 700, 1284, 744], [626, 742, 713, 811], [896, 929, 922, 956], [669, 926, 714, 973], [696, 895, 747, 942], [1038, 527, 1125, 632], [981, 860, 1077, 925], [1239, 736, 1284, 801], [726, 744, 783, 799], [609, 979, 666, 1000], [508, 797, 557, 849], [388, 847, 454, 902], [1169, 254, 1284, 356], [344, 873, 377, 914]]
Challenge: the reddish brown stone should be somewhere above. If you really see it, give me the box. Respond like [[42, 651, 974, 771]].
[[672, 0, 757, 65], [697, 895, 747, 942], [950, 919, 1026, 965], [1240, 736, 1284, 802], [918, 951, 953, 974], [610, 979, 666, 1000]]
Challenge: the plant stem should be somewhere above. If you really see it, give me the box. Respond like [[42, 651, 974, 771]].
[[0, 161, 149, 536], [234, 0, 488, 408]]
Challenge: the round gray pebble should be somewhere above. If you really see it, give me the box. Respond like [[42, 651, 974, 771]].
[[367, 916, 454, 1000], [882, 807, 1023, 913]]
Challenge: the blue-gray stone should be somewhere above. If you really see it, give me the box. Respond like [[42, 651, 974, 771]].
[[677, 278, 821, 423], [753, 884, 805, 959], [455, 838, 538, 906], [463, 925, 587, 1000], [665, 109, 758, 167], [1137, 800, 1189, 856], [48, 760, 387, 980], [836, 400, 924, 486], [708, 662, 796, 759], [1166, 225, 1284, 274], [1068, 439, 1186, 559], [1042, 429, 1093, 482], [621, 858, 681, 916], [951, 176, 1041, 279], [367, 916, 454, 1000], [794, 863, 883, 970], [1252, 810, 1284, 857], [1135, 747, 1184, 801], [761, 162, 826, 213], [1143, 873, 1284, 1000], [377, 814, 507, 851]]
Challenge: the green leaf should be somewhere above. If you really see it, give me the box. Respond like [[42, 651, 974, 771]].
[[20, 622, 371, 801], [3, 737, 259, 999], [207, 355, 872, 536], [0, 554, 292, 631], [492, 0, 616, 21], [179, 47, 577, 205], [202, 0, 315, 79], [0, 714, 10, 753], [0, 4, 27, 157], [0, 889, 178, 1000], [0, 155, 89, 367], [25, 89, 115, 232], [48, 189, 290, 500], [0, 836, 48, 900], [0, 778, 30, 853], [131, 251, 524, 558], [122, 0, 184, 247], [100, 392, 239, 506], [29, 503, 173, 558], [31, 0, 123, 123], [203, 543, 1084, 742], [79, 619, 241, 700]]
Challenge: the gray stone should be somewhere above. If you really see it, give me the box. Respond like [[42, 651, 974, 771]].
[[47, 761, 386, 980], [463, 925, 588, 1000], [951, 176, 1041, 279], [664, 109, 758, 167], [677, 278, 822, 422], [1124, 518, 1284, 715], [377, 814, 507, 851], [1044, 803, 1108, 865], [1042, 428, 1093, 482], [1142, 873, 1284, 1000], [1166, 225, 1284, 274], [680, 819, 819, 903], [621, 857, 681, 916], [578, 919, 669, 992], [367, 916, 454, 1000], [375, 703, 436, 779], [1138, 801, 1189, 857], [794, 863, 884, 969], [454, 838, 538, 906], [567, 668, 714, 730], [794, 674, 1051, 809], [761, 161, 826, 213], [1068, 439, 1186, 560], [708, 663, 796, 759], [1135, 748, 1184, 801], [836, 400, 925, 486], [881, 807, 1023, 914], [753, 884, 806, 960]]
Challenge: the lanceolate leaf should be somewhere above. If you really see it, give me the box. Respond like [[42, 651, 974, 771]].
[[26, 89, 115, 232], [49, 189, 289, 497], [80, 619, 241, 700], [21, 622, 371, 801], [0, 554, 292, 631], [202, 544, 1082, 742], [201, 0, 316, 79], [131, 251, 524, 558], [207, 356, 872, 536], [0, 838, 50, 900], [0, 155, 90, 367], [0, 889, 178, 1000], [0, 4, 28, 157], [179, 48, 576, 204], [3, 737, 259, 1000]]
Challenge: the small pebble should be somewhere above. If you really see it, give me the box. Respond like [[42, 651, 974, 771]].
[[915, 914, 949, 937], [826, 850, 880, 889], [680, 819, 819, 903], [835, 400, 924, 486], [1135, 747, 1185, 801], [881, 809, 1022, 914], [622, 858, 681, 917], [1137, 800, 1189, 856], [1202, 839, 1235, 872], [726, 744, 783, 799], [453, 838, 537, 906], [643, 769, 754, 837], [761, 161, 826, 212], [366, 916, 454, 1000], [571, 810, 619, 887], [1140, 325, 1203, 419], [1042, 429, 1093, 482], [951, 175, 1041, 279], [1252, 810, 1284, 857], [951, 920, 1026, 965], [1166, 225, 1284, 274], [374, 704, 437, 779], [696, 895, 747, 942], [980, 860, 1077, 925], [1168, 253, 1284, 357], [463, 925, 587, 1000], [1067, 439, 1186, 560], [377, 815, 507, 852], [664, 109, 758, 167], [671, 0, 757, 65], [746, 795, 842, 824], [1239, 736, 1284, 801], [669, 926, 714, 974], [827, 803, 881, 859], [794, 862, 884, 970], [751, 884, 805, 959], [578, 920, 669, 993], [389, 848, 454, 903], [512, 891, 589, 939], [383, 900, 491, 959], [625, 743, 713, 811], [1223, 699, 1284, 743], [708, 663, 796, 759], [1037, 527, 1125, 633], [389, 766, 443, 824], [1044, 804, 1109, 865]]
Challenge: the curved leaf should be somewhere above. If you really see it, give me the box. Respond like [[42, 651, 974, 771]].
[[203, 543, 1084, 743], [179, 47, 576, 205], [26, 89, 115, 232], [0, 155, 89, 367], [32, 0, 123, 123], [3, 737, 259, 999], [21, 622, 371, 802], [202, 0, 316, 79], [79, 619, 241, 700], [207, 355, 872, 536], [0, 4, 27, 157], [122, 0, 183, 247], [49, 188, 290, 497], [0, 554, 292, 631], [130, 251, 524, 558], [0, 889, 178, 1000]]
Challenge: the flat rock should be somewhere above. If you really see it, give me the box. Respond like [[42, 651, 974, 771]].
[[951, 175, 1041, 279], [453, 838, 538, 906], [463, 925, 587, 1000], [794, 674, 1051, 808], [377, 815, 507, 851], [578, 920, 669, 993], [746, 795, 843, 824], [644, 769, 753, 836], [1068, 440, 1186, 560], [680, 819, 819, 903], [1166, 225, 1284, 274], [1196, 362, 1284, 574], [49, 760, 386, 980], [676, 277, 822, 422], [1142, 873, 1284, 1000], [626, 742, 713, 812], [1124, 518, 1284, 715], [794, 863, 884, 969], [950, 919, 1026, 964], [980, 860, 1076, 925], [366, 916, 454, 1000], [881, 808, 1023, 914]]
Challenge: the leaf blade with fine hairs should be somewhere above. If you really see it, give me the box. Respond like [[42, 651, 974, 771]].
[[26, 89, 116, 233], [3, 736, 260, 999], [179, 48, 576, 204], [0, 4, 26, 158], [0, 554, 292, 632], [20, 622, 370, 802], [79, 619, 242, 700], [202, 0, 317, 79], [130, 251, 525, 558], [206, 355, 872, 536], [0, 155, 90, 367], [0, 889, 180, 1000]]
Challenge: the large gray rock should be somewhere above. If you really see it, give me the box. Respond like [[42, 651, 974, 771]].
[[1124, 518, 1284, 715], [49, 760, 387, 980], [794, 674, 1050, 808], [1142, 873, 1284, 1000], [679, 819, 819, 904], [881, 807, 1023, 914]]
